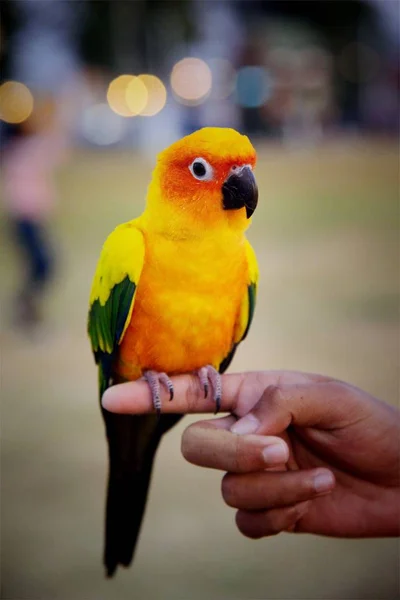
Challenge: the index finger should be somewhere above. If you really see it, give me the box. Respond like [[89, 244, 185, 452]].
[[101, 370, 325, 415]]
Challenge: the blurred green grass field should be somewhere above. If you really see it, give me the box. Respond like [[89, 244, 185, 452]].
[[1, 137, 399, 599]]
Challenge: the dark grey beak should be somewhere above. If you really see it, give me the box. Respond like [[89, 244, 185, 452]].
[[222, 166, 258, 219]]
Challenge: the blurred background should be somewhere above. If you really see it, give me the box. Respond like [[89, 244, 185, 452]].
[[0, 1, 398, 598]]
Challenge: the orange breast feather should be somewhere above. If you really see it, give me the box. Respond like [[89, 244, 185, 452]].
[[116, 230, 248, 380]]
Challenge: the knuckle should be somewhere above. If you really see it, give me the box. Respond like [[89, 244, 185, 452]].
[[325, 380, 356, 407], [231, 434, 242, 472], [236, 499, 311, 539], [180, 430, 191, 461], [221, 473, 238, 507], [180, 423, 198, 462], [286, 504, 301, 522], [262, 384, 285, 412], [241, 528, 263, 540], [327, 380, 347, 397], [231, 434, 255, 473], [184, 375, 202, 412], [235, 512, 264, 539], [284, 503, 308, 530], [262, 511, 284, 535]]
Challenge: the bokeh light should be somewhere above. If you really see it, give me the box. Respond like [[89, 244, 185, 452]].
[[0, 81, 34, 124], [107, 74, 166, 117], [170, 57, 212, 105], [107, 75, 136, 117], [138, 74, 167, 116], [208, 58, 236, 100], [235, 66, 272, 108], [82, 103, 125, 145], [125, 76, 148, 116]]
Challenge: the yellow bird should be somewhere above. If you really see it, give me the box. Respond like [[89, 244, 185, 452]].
[[88, 127, 259, 576]]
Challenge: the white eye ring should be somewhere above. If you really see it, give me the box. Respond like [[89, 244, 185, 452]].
[[189, 157, 214, 181]]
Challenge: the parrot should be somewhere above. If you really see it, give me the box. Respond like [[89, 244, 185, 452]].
[[87, 127, 259, 577]]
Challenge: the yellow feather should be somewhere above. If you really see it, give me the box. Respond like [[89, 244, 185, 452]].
[[89, 221, 145, 348], [89, 221, 145, 307], [244, 239, 259, 287], [234, 240, 259, 344], [157, 127, 255, 165]]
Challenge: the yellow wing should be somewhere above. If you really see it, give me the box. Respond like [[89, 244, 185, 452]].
[[87, 221, 145, 396], [218, 240, 259, 373]]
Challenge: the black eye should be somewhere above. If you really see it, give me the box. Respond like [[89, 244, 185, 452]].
[[193, 161, 206, 177], [189, 157, 214, 181]]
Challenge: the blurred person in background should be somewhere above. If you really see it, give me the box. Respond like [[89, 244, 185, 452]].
[[2, 98, 66, 328], [0, 0, 83, 329]]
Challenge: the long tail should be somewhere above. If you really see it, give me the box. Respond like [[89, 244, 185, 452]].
[[102, 409, 181, 577]]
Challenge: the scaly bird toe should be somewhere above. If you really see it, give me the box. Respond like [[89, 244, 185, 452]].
[[197, 366, 209, 399], [196, 365, 222, 413], [144, 370, 174, 414]]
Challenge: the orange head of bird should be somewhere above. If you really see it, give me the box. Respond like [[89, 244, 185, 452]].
[[147, 127, 258, 231]]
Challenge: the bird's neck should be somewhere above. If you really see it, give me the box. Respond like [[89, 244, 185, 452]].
[[140, 181, 249, 242]]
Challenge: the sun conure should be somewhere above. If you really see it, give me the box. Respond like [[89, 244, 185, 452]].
[[88, 127, 259, 577]]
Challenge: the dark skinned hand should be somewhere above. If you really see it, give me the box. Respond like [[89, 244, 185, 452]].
[[103, 370, 400, 539]]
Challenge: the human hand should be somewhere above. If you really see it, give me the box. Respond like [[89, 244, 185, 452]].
[[102, 371, 400, 539]]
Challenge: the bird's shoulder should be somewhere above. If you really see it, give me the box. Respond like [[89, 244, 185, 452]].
[[89, 220, 145, 307]]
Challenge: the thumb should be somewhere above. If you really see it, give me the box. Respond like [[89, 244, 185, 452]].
[[229, 381, 370, 436]]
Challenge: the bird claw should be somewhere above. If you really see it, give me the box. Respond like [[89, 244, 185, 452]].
[[143, 366, 221, 414], [196, 366, 222, 413], [144, 370, 174, 414], [159, 372, 174, 401]]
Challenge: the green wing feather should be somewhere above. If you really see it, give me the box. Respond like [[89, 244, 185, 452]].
[[87, 222, 145, 398]]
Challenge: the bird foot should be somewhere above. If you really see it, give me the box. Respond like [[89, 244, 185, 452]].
[[196, 365, 222, 413], [143, 370, 174, 415], [144, 366, 222, 415]]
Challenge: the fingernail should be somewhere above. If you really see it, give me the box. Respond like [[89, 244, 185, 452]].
[[313, 470, 335, 493], [230, 414, 260, 435], [262, 442, 288, 465]]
